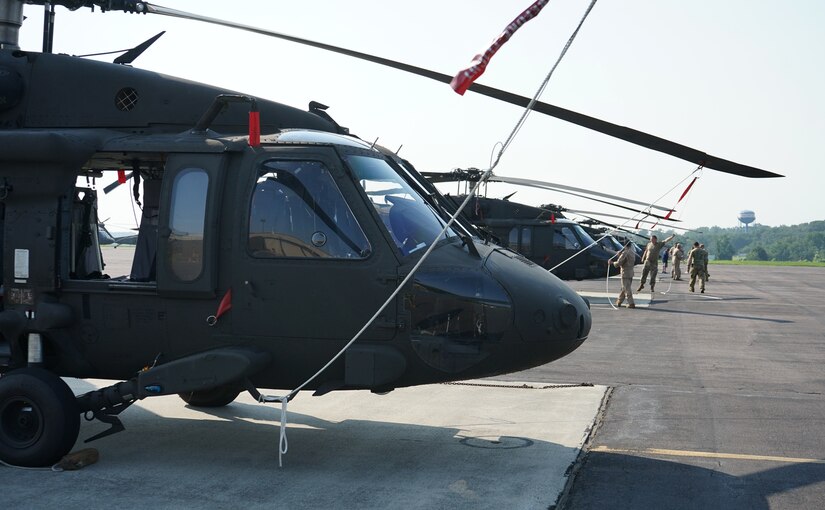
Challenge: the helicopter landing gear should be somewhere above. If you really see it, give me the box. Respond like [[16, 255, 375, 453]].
[[0, 367, 80, 467], [178, 383, 242, 408]]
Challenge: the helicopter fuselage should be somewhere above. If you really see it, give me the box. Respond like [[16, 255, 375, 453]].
[[0, 49, 591, 395]]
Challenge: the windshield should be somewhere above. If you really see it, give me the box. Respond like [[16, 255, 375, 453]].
[[607, 236, 624, 251], [345, 154, 457, 256], [572, 224, 598, 248]]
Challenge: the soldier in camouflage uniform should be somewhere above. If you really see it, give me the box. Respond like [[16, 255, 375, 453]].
[[686, 241, 708, 293], [670, 243, 685, 280], [613, 242, 636, 308], [637, 233, 675, 293]]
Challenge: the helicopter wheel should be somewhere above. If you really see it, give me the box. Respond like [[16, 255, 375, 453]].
[[178, 384, 241, 408], [0, 367, 80, 467]]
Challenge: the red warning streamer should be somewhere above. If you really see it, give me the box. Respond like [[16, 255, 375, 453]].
[[450, 0, 550, 95], [663, 176, 697, 221], [215, 288, 233, 320]]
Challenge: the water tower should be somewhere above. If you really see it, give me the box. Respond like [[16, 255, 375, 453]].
[[738, 210, 756, 232]]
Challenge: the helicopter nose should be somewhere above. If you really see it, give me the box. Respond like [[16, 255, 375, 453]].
[[485, 248, 591, 346]]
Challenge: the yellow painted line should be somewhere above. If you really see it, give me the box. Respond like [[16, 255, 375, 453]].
[[591, 446, 825, 464]]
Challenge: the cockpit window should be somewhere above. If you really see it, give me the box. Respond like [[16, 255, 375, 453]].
[[554, 226, 580, 250], [344, 154, 456, 256], [573, 224, 597, 248], [248, 160, 371, 259]]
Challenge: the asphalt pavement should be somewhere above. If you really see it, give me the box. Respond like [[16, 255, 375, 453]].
[[506, 264, 825, 509]]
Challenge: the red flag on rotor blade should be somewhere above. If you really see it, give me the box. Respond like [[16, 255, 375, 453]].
[[117, 169, 127, 184], [450, 0, 550, 95]]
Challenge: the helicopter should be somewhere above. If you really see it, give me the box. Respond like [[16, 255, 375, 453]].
[[421, 167, 687, 279], [0, 0, 780, 468], [438, 193, 619, 280]]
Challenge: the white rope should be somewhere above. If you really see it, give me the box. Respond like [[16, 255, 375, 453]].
[[605, 246, 620, 310], [0, 459, 63, 472], [254, 0, 600, 466]]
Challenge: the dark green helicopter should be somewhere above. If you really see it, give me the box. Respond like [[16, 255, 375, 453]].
[[422, 168, 682, 279], [0, 0, 780, 467]]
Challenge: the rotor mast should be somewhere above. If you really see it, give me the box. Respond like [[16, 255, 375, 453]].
[[0, 0, 23, 50]]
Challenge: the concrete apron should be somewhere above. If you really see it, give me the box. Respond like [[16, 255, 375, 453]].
[[9, 378, 608, 510]]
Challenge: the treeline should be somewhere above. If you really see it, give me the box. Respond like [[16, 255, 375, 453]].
[[647, 221, 825, 262]]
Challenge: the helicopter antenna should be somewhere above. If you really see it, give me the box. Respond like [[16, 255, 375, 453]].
[[113, 30, 164, 64], [74, 31, 165, 63]]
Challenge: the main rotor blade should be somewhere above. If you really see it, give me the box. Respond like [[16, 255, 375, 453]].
[[138, 2, 782, 179], [492, 175, 672, 212], [421, 169, 673, 212], [568, 209, 701, 232]]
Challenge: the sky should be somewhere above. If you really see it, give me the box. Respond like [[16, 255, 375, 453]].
[[16, 0, 825, 232]]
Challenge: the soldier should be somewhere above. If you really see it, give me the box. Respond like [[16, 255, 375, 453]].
[[637, 233, 675, 293], [686, 241, 708, 293], [613, 242, 636, 308], [670, 243, 685, 280]]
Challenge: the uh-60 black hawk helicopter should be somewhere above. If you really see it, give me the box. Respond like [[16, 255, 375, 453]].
[[422, 168, 685, 280], [0, 0, 781, 467]]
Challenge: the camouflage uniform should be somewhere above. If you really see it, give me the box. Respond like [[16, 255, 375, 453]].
[[637, 234, 675, 292], [686, 244, 708, 292], [613, 245, 636, 308], [670, 244, 684, 280]]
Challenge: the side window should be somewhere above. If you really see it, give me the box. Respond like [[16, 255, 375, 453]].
[[168, 168, 208, 281], [520, 226, 532, 256], [248, 160, 370, 259], [508, 227, 519, 248]]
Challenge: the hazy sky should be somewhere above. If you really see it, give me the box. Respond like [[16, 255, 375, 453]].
[[17, 0, 825, 231]]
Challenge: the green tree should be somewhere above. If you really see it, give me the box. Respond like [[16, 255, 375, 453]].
[[748, 245, 769, 261], [716, 235, 735, 260]]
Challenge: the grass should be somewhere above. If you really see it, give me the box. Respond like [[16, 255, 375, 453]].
[[711, 260, 825, 267]]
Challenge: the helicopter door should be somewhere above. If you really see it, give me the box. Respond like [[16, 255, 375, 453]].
[[156, 154, 224, 297], [232, 149, 398, 342]]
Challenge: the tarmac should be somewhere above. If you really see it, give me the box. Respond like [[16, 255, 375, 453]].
[[3, 379, 606, 510]]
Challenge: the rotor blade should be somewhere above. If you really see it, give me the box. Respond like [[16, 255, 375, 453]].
[[422, 169, 673, 213], [491, 175, 673, 212], [103, 171, 132, 194], [529, 186, 677, 222], [568, 209, 702, 233], [577, 213, 651, 240], [137, 2, 782, 179]]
